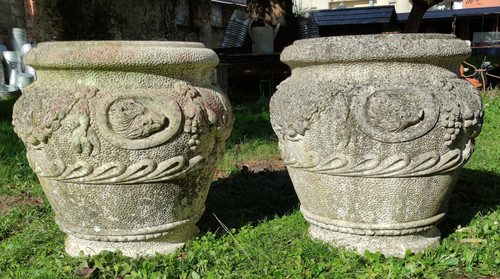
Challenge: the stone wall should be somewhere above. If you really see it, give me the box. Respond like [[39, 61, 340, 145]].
[[1, 0, 247, 50], [0, 0, 26, 48], [23, 0, 229, 48]]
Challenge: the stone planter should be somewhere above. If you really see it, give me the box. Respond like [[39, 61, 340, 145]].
[[270, 34, 483, 257], [12, 41, 233, 257]]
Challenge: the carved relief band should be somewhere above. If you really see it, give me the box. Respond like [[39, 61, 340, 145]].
[[270, 34, 483, 257], [12, 41, 234, 257]]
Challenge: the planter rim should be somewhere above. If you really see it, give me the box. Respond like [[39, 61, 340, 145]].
[[34, 40, 206, 48], [23, 40, 218, 70], [281, 33, 471, 67]]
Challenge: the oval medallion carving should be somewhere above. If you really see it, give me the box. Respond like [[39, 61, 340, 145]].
[[96, 93, 182, 149], [354, 88, 439, 143], [108, 99, 167, 140]]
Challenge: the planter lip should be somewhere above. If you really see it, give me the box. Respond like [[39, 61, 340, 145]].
[[23, 40, 218, 70], [35, 40, 207, 48], [281, 33, 471, 67]]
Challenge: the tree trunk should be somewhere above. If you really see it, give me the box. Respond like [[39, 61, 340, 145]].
[[404, 0, 440, 33]]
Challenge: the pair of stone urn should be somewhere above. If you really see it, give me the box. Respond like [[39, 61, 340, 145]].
[[12, 34, 483, 258]]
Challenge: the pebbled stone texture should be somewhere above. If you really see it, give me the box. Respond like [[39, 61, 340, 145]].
[[12, 41, 234, 257], [270, 34, 483, 257]]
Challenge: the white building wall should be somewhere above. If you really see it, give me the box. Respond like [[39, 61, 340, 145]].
[[295, 0, 413, 13], [298, 0, 329, 10]]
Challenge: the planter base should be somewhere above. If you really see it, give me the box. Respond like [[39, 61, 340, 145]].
[[65, 225, 199, 257], [309, 225, 440, 258]]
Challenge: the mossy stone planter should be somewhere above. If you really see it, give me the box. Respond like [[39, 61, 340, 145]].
[[12, 41, 233, 257], [270, 34, 483, 257]]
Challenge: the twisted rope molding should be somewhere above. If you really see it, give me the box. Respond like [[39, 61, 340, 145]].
[[285, 144, 473, 178], [40, 155, 204, 184]]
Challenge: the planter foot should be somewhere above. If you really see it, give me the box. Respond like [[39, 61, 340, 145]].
[[309, 225, 441, 258], [65, 225, 199, 257]]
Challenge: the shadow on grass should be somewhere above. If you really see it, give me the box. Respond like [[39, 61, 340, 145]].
[[198, 169, 299, 233], [199, 167, 500, 238], [0, 93, 20, 122], [439, 168, 500, 238]]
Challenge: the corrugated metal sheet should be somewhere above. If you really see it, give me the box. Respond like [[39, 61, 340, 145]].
[[315, 6, 397, 26], [398, 7, 500, 21]]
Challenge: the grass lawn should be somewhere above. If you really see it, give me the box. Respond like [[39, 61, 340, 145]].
[[0, 91, 499, 279]]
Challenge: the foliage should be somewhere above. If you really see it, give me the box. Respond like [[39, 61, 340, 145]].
[[0, 94, 499, 278]]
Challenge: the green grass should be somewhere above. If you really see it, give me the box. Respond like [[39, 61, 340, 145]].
[[0, 94, 499, 278], [216, 98, 281, 176]]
